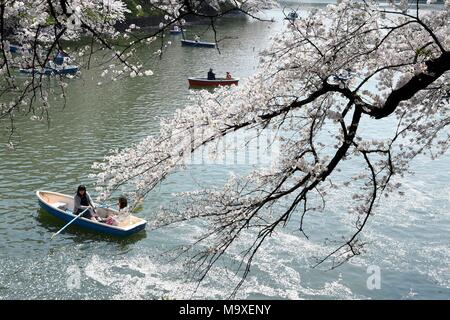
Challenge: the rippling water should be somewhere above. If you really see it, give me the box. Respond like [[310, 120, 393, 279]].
[[0, 7, 449, 299]]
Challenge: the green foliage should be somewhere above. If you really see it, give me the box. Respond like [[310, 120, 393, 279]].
[[131, 202, 144, 214], [84, 8, 102, 22], [123, 0, 166, 18], [45, 15, 56, 26], [416, 47, 433, 58]]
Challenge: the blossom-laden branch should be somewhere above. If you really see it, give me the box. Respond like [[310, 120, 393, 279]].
[[92, 0, 450, 295]]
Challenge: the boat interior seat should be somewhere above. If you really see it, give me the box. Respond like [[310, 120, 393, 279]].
[[52, 201, 68, 211]]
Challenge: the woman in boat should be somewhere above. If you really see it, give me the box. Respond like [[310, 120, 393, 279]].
[[74, 185, 98, 221], [226, 72, 232, 80], [119, 196, 128, 211], [104, 196, 130, 226]]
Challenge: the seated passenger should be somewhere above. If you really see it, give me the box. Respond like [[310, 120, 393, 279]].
[[207, 68, 216, 80], [105, 196, 130, 226]]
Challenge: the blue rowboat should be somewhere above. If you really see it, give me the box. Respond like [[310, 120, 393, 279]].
[[285, 11, 298, 21], [9, 44, 33, 54], [181, 39, 215, 48], [9, 44, 19, 53], [10, 44, 23, 53], [20, 65, 79, 76], [36, 190, 147, 237]]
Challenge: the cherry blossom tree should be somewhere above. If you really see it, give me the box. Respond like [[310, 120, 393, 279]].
[[2, 0, 449, 296], [92, 0, 449, 294]]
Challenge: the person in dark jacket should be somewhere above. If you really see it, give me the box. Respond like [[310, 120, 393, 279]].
[[73, 185, 98, 221], [55, 51, 68, 65], [207, 68, 215, 80]]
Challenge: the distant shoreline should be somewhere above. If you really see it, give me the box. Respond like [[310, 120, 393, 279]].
[[117, 11, 247, 31]]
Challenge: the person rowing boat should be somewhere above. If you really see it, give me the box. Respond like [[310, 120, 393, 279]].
[[73, 185, 100, 221]]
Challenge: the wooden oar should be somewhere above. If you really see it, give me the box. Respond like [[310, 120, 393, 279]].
[[51, 207, 89, 240]]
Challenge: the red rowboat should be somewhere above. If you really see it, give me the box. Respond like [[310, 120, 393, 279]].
[[188, 77, 239, 87]]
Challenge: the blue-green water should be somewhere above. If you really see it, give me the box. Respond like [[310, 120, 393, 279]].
[[0, 7, 449, 299]]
